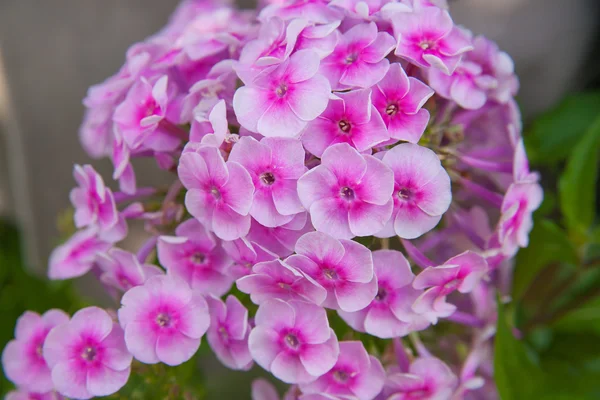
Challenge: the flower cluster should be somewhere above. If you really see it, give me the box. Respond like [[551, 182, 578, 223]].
[[3, 0, 541, 398]]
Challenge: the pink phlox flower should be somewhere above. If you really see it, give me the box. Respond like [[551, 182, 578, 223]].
[[233, 49, 332, 138], [497, 181, 543, 257], [248, 299, 339, 384], [247, 212, 314, 257], [302, 88, 389, 156], [181, 60, 237, 122], [383, 357, 458, 400], [251, 379, 304, 400], [157, 218, 234, 296], [111, 130, 137, 195], [259, 0, 344, 25], [5, 389, 64, 400], [298, 143, 394, 239], [2, 310, 69, 393], [96, 248, 162, 292], [114, 75, 182, 152], [393, 7, 473, 75], [118, 275, 210, 366], [300, 341, 385, 400], [377, 143, 451, 240], [178, 145, 254, 240], [222, 237, 278, 279], [43, 307, 132, 399], [513, 138, 540, 183], [293, 20, 340, 59], [331, 0, 400, 20], [338, 250, 429, 338], [319, 22, 395, 89], [285, 232, 377, 312], [229, 136, 307, 227], [48, 228, 112, 280], [412, 251, 488, 323], [189, 100, 233, 147], [236, 259, 327, 305], [206, 295, 253, 370], [372, 63, 434, 143]]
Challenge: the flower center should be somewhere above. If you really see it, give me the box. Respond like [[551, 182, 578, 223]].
[[397, 187, 413, 200], [36, 345, 43, 357], [81, 346, 97, 361], [333, 370, 350, 383], [156, 313, 172, 328], [408, 388, 429, 398], [419, 40, 434, 50], [278, 282, 291, 290], [386, 103, 399, 116], [444, 278, 460, 291], [275, 83, 288, 98], [345, 53, 358, 64], [338, 119, 352, 134], [190, 252, 205, 264], [375, 287, 388, 301], [218, 326, 229, 341], [210, 186, 222, 200], [145, 100, 158, 117], [260, 172, 276, 186], [340, 186, 355, 201], [284, 333, 300, 349], [323, 268, 338, 280]]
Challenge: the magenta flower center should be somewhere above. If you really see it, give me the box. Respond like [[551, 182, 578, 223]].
[[275, 83, 288, 98], [408, 388, 430, 398], [386, 103, 399, 116], [210, 186, 222, 200], [345, 53, 358, 64], [260, 172, 276, 186], [284, 333, 300, 349], [117, 273, 133, 290], [81, 346, 97, 361], [375, 287, 388, 301], [218, 325, 229, 341], [418, 40, 435, 51], [340, 186, 355, 201], [190, 252, 205, 264], [323, 268, 339, 280], [278, 282, 292, 290], [338, 119, 352, 134], [443, 278, 460, 291], [156, 313, 172, 328], [397, 187, 414, 201], [333, 369, 350, 383]]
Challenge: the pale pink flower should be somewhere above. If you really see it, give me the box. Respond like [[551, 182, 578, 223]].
[[338, 250, 429, 338], [393, 7, 472, 74], [412, 251, 488, 323], [428, 59, 493, 110], [320, 22, 395, 89], [96, 248, 162, 291], [285, 232, 377, 312], [236, 259, 327, 305], [378, 143, 451, 239], [118, 275, 210, 366], [251, 379, 303, 400], [178, 145, 254, 240], [157, 218, 234, 296], [247, 213, 315, 257], [2, 310, 69, 393], [248, 299, 339, 384], [497, 182, 543, 256], [300, 341, 385, 400], [297, 143, 394, 239], [43, 307, 132, 399], [294, 21, 340, 59], [5, 390, 64, 400], [234, 49, 331, 138], [189, 99, 230, 146], [206, 295, 253, 370], [48, 228, 111, 280], [259, 0, 343, 25], [239, 18, 306, 67], [229, 136, 307, 227], [372, 63, 434, 143], [383, 357, 458, 400], [111, 130, 137, 195], [222, 237, 278, 279], [301, 89, 389, 156]]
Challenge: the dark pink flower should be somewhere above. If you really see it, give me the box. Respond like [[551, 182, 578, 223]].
[[222, 237, 278, 279], [247, 213, 314, 257], [97, 248, 162, 291], [48, 228, 111, 280], [383, 357, 458, 400]]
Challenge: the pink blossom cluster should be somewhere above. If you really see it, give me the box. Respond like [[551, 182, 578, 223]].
[[3, 0, 542, 398]]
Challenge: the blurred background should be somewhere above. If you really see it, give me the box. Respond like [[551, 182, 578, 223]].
[[1, 0, 600, 398]]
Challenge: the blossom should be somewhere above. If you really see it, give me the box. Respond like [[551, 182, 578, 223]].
[[300, 341, 385, 400], [301, 89, 389, 157], [229, 136, 307, 227], [382, 357, 458, 400], [2, 310, 69, 392], [233, 49, 331, 137], [393, 7, 472, 74], [189, 99, 230, 146], [118, 275, 210, 366], [4, 390, 64, 400], [297, 143, 394, 239], [48, 228, 111, 280], [157, 218, 233, 296], [247, 213, 315, 257], [248, 299, 339, 384], [113, 75, 182, 152], [236, 259, 327, 305], [319, 22, 395, 89], [285, 232, 376, 312], [372, 63, 434, 143], [178, 145, 254, 240], [339, 250, 429, 338], [222, 237, 278, 279], [206, 295, 253, 370], [96, 248, 162, 291], [412, 251, 488, 323], [378, 143, 451, 239], [497, 182, 543, 256], [43, 307, 132, 399]]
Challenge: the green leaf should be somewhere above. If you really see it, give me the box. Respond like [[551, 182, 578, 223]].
[[513, 220, 579, 299], [494, 299, 543, 399], [558, 116, 600, 237], [553, 297, 600, 336], [525, 92, 600, 165]]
